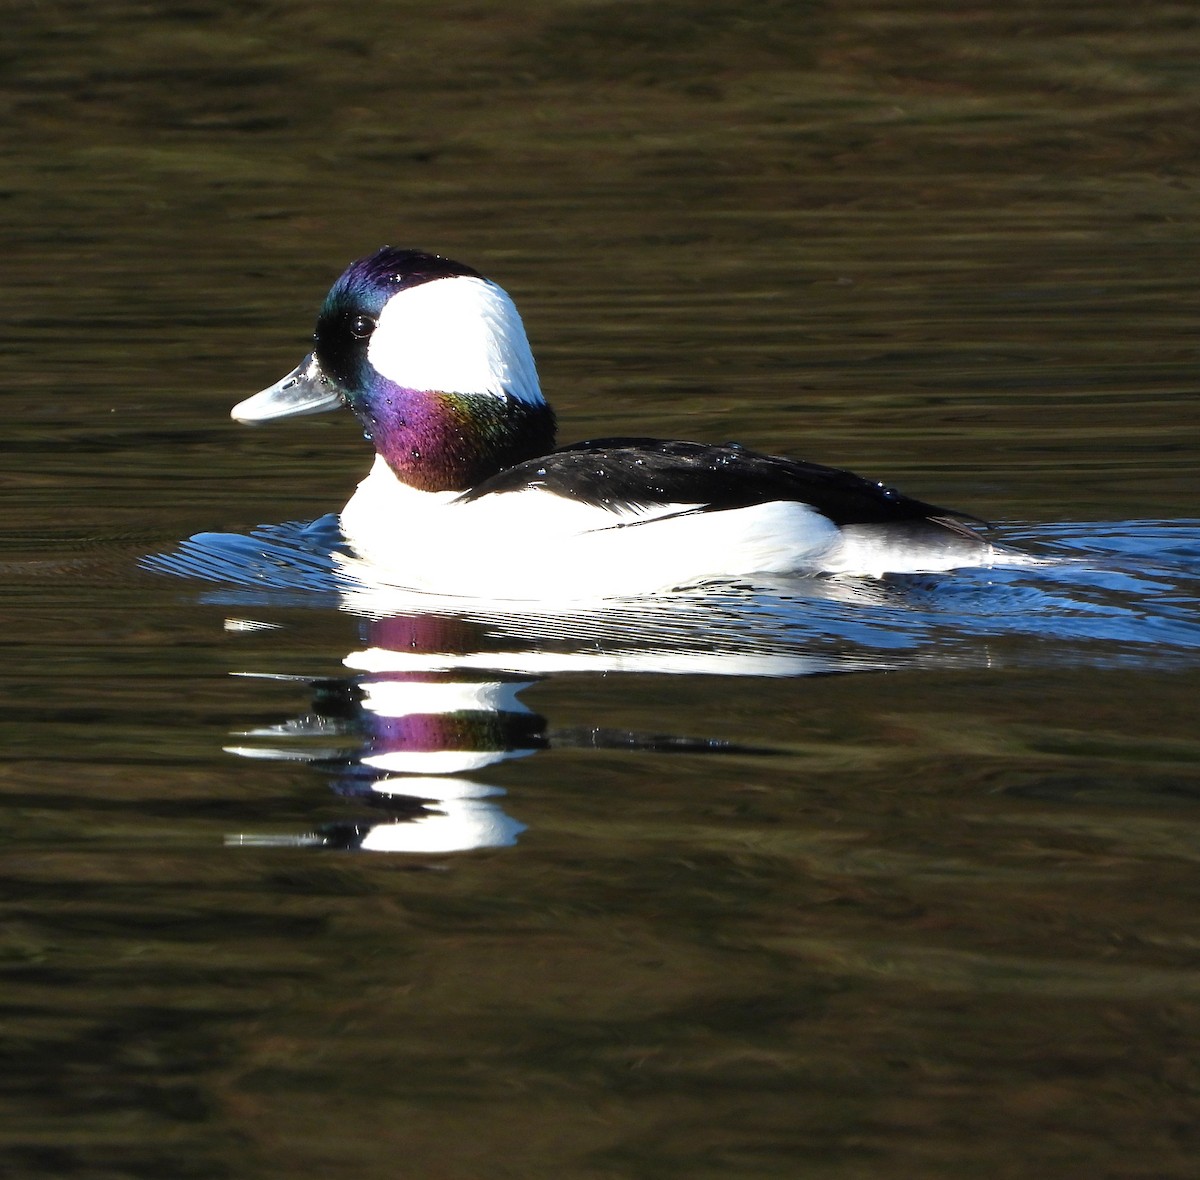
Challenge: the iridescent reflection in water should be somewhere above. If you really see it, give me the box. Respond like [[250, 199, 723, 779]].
[[145, 512, 1200, 855]]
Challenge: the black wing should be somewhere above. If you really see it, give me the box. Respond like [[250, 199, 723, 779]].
[[459, 437, 985, 533]]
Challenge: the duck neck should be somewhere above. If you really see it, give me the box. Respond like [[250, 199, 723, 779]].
[[352, 384, 557, 493]]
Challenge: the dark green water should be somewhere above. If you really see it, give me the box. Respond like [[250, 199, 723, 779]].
[[4, 2, 1200, 1177]]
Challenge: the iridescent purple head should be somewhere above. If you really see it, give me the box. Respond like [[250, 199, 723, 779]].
[[232, 247, 556, 492]]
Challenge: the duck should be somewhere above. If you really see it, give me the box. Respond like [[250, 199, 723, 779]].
[[231, 247, 999, 600]]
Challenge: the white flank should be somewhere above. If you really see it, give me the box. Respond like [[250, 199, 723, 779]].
[[368, 276, 543, 404], [338, 455, 852, 600], [335, 456, 1019, 600]]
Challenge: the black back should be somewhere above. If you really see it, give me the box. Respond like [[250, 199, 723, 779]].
[[459, 437, 984, 532]]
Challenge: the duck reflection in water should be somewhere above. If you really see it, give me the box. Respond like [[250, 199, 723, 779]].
[[225, 612, 540, 854], [221, 593, 892, 854]]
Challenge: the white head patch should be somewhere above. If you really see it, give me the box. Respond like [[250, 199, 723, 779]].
[[367, 275, 544, 404]]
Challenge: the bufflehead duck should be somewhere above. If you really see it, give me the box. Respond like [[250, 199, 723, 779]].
[[232, 248, 997, 599]]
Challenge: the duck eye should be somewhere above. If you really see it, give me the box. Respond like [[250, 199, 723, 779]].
[[350, 314, 376, 339]]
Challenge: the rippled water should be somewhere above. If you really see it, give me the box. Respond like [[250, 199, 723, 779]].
[[150, 514, 1200, 659], [5, 1, 1200, 1177], [143, 513, 1200, 860]]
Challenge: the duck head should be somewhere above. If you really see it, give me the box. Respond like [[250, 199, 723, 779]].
[[232, 248, 556, 492]]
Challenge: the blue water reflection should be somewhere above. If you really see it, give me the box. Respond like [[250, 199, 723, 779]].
[[145, 516, 1200, 853], [146, 515, 1200, 658]]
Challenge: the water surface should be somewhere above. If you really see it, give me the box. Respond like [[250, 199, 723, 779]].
[[3, 2, 1200, 1177]]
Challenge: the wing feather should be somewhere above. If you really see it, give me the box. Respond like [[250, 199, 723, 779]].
[[459, 438, 986, 533]]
